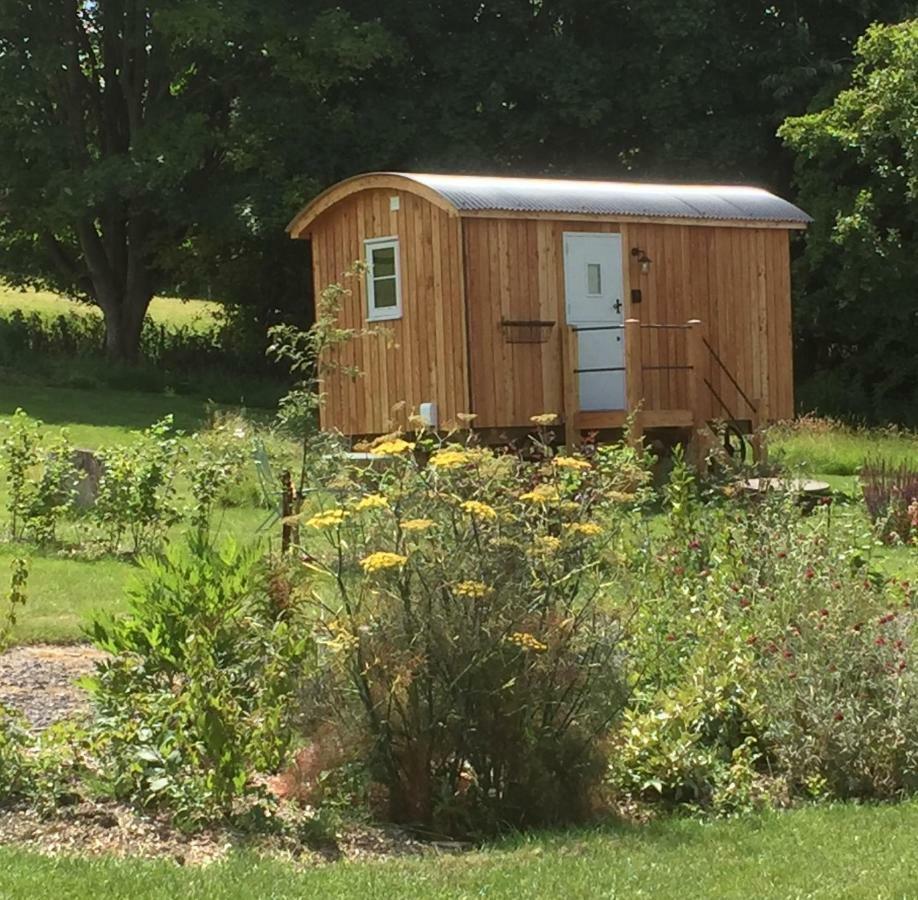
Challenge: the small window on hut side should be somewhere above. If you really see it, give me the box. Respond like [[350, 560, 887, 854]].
[[365, 237, 402, 321]]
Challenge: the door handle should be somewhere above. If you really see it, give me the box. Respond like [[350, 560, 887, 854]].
[[613, 298, 622, 314]]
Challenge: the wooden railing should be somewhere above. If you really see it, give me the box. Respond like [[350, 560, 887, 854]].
[[565, 317, 760, 462]]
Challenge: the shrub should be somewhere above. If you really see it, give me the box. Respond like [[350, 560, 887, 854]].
[[610, 453, 918, 811], [88, 539, 314, 826], [93, 416, 183, 554], [0, 410, 77, 543], [861, 457, 918, 544], [296, 424, 643, 834]]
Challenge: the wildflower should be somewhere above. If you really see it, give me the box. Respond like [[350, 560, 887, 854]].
[[460, 500, 498, 520], [305, 508, 348, 529], [609, 491, 636, 503], [429, 448, 474, 470], [552, 456, 591, 472], [370, 438, 415, 456], [454, 580, 490, 598], [456, 413, 478, 425], [833, 711, 844, 722], [739, 597, 751, 609], [564, 522, 603, 537], [530, 413, 558, 426], [360, 551, 408, 573], [519, 484, 560, 504], [805, 567, 815, 580], [875, 636, 887, 647], [819, 608, 829, 617], [401, 518, 435, 532], [746, 635, 758, 645], [533, 535, 562, 555], [354, 493, 389, 511], [507, 631, 548, 652]]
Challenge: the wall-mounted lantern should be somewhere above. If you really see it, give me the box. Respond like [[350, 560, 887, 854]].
[[631, 247, 652, 274]]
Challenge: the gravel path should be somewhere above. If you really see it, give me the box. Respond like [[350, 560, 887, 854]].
[[0, 643, 106, 730]]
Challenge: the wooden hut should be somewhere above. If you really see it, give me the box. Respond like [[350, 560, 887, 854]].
[[287, 173, 810, 448]]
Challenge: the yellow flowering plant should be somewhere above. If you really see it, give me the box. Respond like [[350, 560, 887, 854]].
[[294, 426, 649, 834]]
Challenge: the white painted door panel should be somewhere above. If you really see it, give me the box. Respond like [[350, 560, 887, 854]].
[[563, 233, 625, 411]]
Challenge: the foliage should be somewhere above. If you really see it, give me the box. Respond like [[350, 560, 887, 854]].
[[93, 417, 183, 555], [781, 20, 918, 425], [861, 457, 918, 544], [88, 539, 314, 826], [1, 556, 28, 651], [296, 424, 644, 834], [184, 420, 251, 542], [0, 409, 76, 543], [610, 454, 918, 812]]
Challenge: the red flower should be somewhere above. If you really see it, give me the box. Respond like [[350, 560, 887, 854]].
[[777, 551, 787, 559], [783, 649, 794, 659], [819, 608, 829, 618], [739, 597, 751, 609], [875, 636, 887, 647], [666, 633, 677, 642], [805, 567, 815, 580], [833, 711, 844, 722], [746, 635, 758, 645]]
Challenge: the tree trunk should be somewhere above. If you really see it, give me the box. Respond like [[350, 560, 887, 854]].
[[100, 287, 153, 363]]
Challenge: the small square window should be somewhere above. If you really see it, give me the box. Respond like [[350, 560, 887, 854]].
[[365, 237, 402, 321], [587, 263, 602, 295]]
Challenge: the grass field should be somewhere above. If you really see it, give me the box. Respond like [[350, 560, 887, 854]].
[[2, 803, 918, 898], [0, 283, 220, 332]]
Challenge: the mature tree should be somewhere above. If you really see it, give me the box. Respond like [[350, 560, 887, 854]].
[[0, 1, 393, 360], [780, 20, 918, 423]]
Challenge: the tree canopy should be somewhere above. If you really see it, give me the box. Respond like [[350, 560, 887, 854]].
[[780, 19, 918, 422]]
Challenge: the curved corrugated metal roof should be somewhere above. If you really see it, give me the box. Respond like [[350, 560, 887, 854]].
[[399, 173, 811, 225]]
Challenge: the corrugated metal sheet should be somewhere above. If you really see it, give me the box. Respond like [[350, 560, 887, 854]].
[[398, 173, 812, 225]]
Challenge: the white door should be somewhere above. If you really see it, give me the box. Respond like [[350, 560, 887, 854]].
[[563, 232, 625, 410]]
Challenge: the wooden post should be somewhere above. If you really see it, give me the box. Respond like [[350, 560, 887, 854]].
[[563, 326, 580, 451], [624, 318, 643, 444], [281, 470, 295, 552], [686, 319, 707, 469]]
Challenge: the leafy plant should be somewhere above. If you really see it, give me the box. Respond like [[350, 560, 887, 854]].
[[93, 416, 183, 554], [297, 422, 638, 834], [860, 456, 918, 544], [88, 538, 314, 826], [0, 409, 77, 543]]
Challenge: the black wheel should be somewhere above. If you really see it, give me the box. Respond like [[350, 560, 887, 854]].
[[722, 422, 748, 464]]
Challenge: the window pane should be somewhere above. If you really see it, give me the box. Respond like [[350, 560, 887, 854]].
[[373, 277, 397, 309], [372, 245, 396, 278], [587, 263, 602, 295]]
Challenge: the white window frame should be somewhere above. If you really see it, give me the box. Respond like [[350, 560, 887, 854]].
[[364, 236, 402, 322]]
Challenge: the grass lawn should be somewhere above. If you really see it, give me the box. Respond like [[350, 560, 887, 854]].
[[0, 283, 220, 332], [1, 382, 280, 642], [2, 803, 918, 898]]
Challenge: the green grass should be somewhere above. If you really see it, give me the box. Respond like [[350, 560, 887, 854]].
[[2, 803, 918, 898], [770, 420, 918, 476], [0, 283, 220, 332]]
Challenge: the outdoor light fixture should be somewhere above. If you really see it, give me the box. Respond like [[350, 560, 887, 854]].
[[631, 247, 652, 274]]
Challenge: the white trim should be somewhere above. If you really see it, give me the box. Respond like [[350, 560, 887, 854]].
[[365, 236, 402, 321]]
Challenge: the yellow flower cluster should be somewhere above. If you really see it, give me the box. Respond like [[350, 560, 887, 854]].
[[533, 535, 562, 555], [429, 448, 475, 470], [552, 456, 591, 472], [564, 522, 603, 537], [354, 493, 389, 511], [519, 484, 560, 504], [359, 551, 408, 573], [507, 631, 548, 652], [305, 508, 348, 529], [460, 499, 498, 520], [609, 491, 637, 503], [530, 413, 558, 426], [401, 518, 435, 532], [323, 619, 359, 652], [454, 580, 491, 598], [370, 438, 416, 456]]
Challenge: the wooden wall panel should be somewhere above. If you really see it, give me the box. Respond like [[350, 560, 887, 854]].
[[309, 189, 469, 436], [462, 218, 794, 428]]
